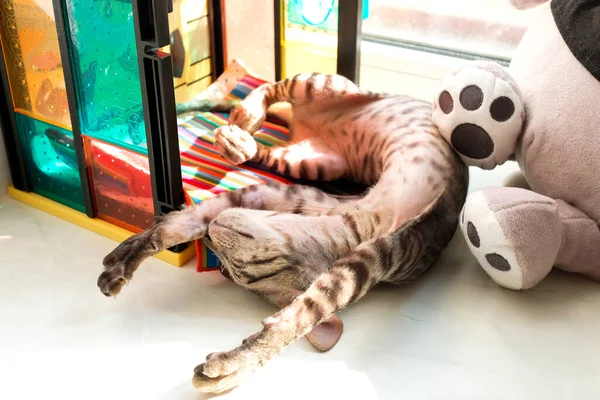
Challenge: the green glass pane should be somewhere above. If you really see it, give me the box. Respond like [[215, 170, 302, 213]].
[[62, 0, 147, 153], [15, 113, 85, 212]]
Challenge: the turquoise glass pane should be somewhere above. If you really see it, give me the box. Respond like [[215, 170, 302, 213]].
[[286, 0, 369, 31], [15, 113, 85, 212], [62, 0, 147, 153], [288, 0, 339, 32]]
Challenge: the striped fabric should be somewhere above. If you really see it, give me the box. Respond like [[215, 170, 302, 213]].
[[177, 73, 292, 271]]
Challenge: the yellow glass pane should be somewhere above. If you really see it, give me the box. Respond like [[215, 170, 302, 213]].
[[162, 0, 212, 104], [0, 0, 71, 128], [174, 75, 212, 104], [281, 0, 338, 78]]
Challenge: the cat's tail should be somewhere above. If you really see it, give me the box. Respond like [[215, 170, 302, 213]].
[[176, 98, 241, 116]]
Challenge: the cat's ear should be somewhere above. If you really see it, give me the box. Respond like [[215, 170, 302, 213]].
[[432, 61, 524, 171], [305, 314, 344, 352]]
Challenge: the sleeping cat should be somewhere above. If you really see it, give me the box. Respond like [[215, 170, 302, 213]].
[[97, 73, 469, 393]]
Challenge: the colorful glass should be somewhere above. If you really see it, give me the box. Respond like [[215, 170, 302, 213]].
[[62, 0, 147, 153], [14, 112, 85, 211], [83, 135, 155, 232], [0, 0, 71, 127]]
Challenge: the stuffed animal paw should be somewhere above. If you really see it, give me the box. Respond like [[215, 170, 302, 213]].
[[459, 187, 562, 289], [432, 61, 524, 170]]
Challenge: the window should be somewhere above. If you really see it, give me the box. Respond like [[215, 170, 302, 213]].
[[358, 0, 540, 99], [362, 0, 538, 61]]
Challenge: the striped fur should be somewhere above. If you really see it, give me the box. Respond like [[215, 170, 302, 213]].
[[98, 73, 468, 393], [176, 97, 240, 115]]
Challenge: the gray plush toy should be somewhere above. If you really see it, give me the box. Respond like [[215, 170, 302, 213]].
[[433, 0, 600, 290]]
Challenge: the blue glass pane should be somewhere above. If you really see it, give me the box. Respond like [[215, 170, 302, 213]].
[[15, 112, 85, 212], [62, 0, 147, 153]]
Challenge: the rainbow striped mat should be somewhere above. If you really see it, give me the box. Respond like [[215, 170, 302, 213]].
[[177, 64, 292, 271]]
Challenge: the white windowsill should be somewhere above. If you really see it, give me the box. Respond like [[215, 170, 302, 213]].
[[360, 40, 475, 101]]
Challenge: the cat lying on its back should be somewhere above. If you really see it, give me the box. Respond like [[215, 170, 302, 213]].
[[97, 73, 468, 393]]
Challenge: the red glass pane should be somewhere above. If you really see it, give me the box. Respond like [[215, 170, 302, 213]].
[[83, 136, 154, 232]]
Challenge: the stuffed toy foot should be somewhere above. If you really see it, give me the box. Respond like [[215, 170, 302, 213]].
[[460, 187, 600, 289], [434, 3, 600, 289], [460, 187, 561, 289]]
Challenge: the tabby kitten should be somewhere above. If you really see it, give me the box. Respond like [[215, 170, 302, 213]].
[[97, 73, 468, 393]]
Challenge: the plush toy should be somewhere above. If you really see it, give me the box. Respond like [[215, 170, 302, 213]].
[[432, 0, 600, 290]]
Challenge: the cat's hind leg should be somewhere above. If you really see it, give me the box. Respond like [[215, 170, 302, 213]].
[[192, 233, 394, 393], [213, 125, 350, 182]]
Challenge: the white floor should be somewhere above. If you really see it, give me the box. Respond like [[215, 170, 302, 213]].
[[1, 165, 599, 400]]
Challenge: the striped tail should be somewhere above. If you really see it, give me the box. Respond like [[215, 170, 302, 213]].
[[176, 98, 241, 116]]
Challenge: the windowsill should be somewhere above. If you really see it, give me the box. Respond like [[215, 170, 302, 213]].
[[360, 40, 476, 101], [361, 4, 530, 60]]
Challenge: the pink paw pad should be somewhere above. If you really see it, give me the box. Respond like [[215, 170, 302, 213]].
[[214, 125, 257, 165]]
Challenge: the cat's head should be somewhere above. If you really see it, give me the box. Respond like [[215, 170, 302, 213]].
[[203, 209, 291, 285], [432, 61, 525, 170]]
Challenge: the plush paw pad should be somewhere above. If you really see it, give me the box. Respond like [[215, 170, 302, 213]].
[[460, 188, 561, 290], [214, 125, 257, 165], [433, 61, 524, 169], [460, 191, 526, 289]]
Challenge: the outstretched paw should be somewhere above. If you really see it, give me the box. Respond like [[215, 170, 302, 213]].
[[214, 125, 257, 165], [192, 349, 260, 393], [432, 61, 524, 169], [97, 267, 127, 297], [98, 253, 129, 297], [97, 229, 158, 297]]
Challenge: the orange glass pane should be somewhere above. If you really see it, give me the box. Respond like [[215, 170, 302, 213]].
[[0, 0, 71, 127], [83, 135, 154, 233]]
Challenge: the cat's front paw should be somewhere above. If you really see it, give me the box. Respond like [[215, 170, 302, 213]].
[[192, 349, 260, 393], [229, 98, 267, 133], [97, 267, 127, 297], [97, 228, 157, 297], [214, 125, 257, 165]]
